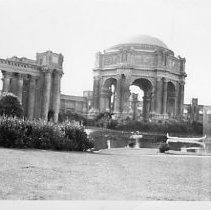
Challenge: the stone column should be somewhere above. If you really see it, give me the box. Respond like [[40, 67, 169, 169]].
[[53, 71, 62, 123], [42, 70, 51, 121], [10, 75, 18, 95], [100, 89, 112, 112], [99, 89, 108, 112], [143, 94, 151, 121], [179, 83, 185, 118], [17, 74, 24, 103], [121, 77, 131, 115], [114, 75, 122, 114], [93, 76, 100, 112], [28, 76, 36, 121], [150, 78, 157, 113], [174, 83, 179, 117], [105, 90, 112, 112], [162, 79, 168, 114], [2, 71, 11, 93], [155, 78, 162, 114]]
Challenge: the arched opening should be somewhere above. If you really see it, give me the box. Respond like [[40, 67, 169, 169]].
[[130, 78, 152, 121], [167, 82, 176, 117], [129, 85, 144, 120], [110, 84, 115, 112], [48, 110, 54, 122], [101, 78, 117, 113]]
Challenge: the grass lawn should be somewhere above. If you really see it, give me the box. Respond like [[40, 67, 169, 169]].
[[0, 147, 210, 200]]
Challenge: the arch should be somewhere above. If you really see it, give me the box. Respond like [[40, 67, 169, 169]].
[[93, 35, 186, 122], [130, 78, 153, 121], [167, 81, 175, 97], [48, 110, 54, 121], [100, 77, 117, 113], [129, 86, 144, 120], [131, 78, 153, 93], [103, 77, 117, 89]]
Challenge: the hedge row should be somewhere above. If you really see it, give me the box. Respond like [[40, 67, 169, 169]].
[[115, 120, 203, 135], [0, 117, 94, 151], [90, 112, 203, 135]]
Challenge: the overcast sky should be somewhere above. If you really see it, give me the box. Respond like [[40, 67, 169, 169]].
[[0, 0, 211, 105]]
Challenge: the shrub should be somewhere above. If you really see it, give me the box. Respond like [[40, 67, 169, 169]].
[[107, 119, 118, 129], [115, 120, 202, 135], [83, 118, 95, 126], [95, 112, 112, 121], [158, 143, 170, 153], [58, 111, 86, 125], [0, 93, 23, 117], [94, 112, 117, 129], [63, 125, 94, 151], [0, 117, 94, 152]]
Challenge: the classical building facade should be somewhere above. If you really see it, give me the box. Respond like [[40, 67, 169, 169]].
[[0, 51, 63, 122], [183, 98, 204, 123], [60, 94, 88, 116], [203, 106, 211, 137], [59, 91, 93, 118], [92, 35, 187, 121]]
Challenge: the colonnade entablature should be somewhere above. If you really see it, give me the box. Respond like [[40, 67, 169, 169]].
[[0, 51, 63, 122], [92, 35, 187, 121], [95, 46, 186, 76]]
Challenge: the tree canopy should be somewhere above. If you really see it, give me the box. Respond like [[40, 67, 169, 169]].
[[0, 93, 23, 117]]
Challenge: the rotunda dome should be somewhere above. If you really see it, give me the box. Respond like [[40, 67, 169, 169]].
[[107, 35, 168, 51]]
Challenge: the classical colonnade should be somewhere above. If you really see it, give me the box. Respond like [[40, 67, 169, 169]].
[[1, 69, 61, 122], [93, 75, 185, 121]]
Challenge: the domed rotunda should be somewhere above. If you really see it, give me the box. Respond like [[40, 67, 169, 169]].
[[107, 35, 168, 51], [92, 35, 187, 121]]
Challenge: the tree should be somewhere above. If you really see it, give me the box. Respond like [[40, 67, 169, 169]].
[[58, 110, 86, 124], [0, 92, 23, 118]]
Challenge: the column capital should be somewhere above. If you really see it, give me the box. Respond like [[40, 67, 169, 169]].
[[161, 77, 168, 83], [156, 77, 163, 82], [116, 74, 123, 80], [42, 67, 53, 74], [179, 81, 185, 86], [28, 75, 38, 82], [54, 70, 63, 78], [30, 76, 36, 83], [2, 71, 12, 78], [17, 73, 24, 79]]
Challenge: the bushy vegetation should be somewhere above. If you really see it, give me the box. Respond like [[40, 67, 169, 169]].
[[89, 112, 202, 136], [0, 93, 23, 118], [115, 120, 203, 135], [0, 117, 94, 151], [158, 143, 170, 153], [58, 111, 86, 125], [93, 112, 118, 129]]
